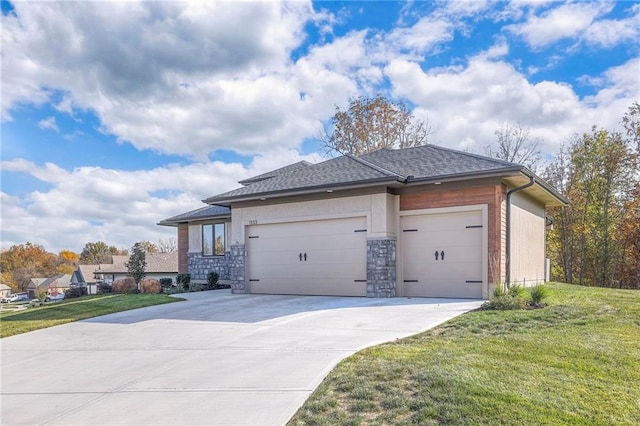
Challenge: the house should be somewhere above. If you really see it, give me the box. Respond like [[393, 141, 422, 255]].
[[0, 283, 12, 298], [159, 145, 567, 299], [76, 264, 103, 295], [93, 252, 179, 284], [27, 274, 72, 299]]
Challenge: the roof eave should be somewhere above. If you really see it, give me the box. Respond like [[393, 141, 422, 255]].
[[157, 213, 231, 227], [404, 166, 523, 185]]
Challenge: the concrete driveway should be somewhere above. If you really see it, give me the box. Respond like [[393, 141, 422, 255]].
[[1, 290, 482, 425]]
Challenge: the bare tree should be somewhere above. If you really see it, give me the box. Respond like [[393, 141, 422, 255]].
[[485, 123, 541, 170], [319, 94, 431, 156], [157, 238, 177, 253]]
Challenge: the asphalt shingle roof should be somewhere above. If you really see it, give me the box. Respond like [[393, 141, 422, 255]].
[[204, 145, 521, 203], [96, 252, 178, 274], [238, 161, 312, 185], [158, 204, 230, 225]]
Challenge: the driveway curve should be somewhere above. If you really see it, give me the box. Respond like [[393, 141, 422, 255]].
[[1, 290, 482, 425]]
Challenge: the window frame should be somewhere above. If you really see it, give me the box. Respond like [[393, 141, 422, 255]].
[[202, 222, 226, 256]]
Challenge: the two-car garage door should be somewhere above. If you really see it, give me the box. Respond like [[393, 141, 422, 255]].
[[401, 211, 483, 299], [246, 217, 367, 296]]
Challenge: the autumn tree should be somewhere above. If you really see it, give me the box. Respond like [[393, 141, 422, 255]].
[[56, 249, 79, 275], [125, 243, 147, 291], [79, 241, 123, 264], [136, 240, 158, 253], [320, 94, 430, 156], [485, 123, 541, 171], [545, 123, 638, 288], [0, 243, 57, 291]]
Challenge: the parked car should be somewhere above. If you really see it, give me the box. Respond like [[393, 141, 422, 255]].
[[1, 296, 11, 303], [45, 293, 65, 302], [7, 293, 29, 302]]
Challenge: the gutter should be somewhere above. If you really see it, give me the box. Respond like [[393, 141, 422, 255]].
[[505, 176, 535, 286]]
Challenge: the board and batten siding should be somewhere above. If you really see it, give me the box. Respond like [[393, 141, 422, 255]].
[[509, 191, 546, 286], [400, 184, 505, 287]]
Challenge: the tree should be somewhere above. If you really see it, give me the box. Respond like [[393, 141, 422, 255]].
[[0, 243, 57, 290], [157, 238, 177, 253], [320, 94, 430, 156], [545, 124, 637, 288], [136, 240, 158, 253], [621, 101, 640, 152], [56, 249, 79, 274], [485, 123, 541, 170], [79, 241, 124, 264], [125, 243, 147, 291]]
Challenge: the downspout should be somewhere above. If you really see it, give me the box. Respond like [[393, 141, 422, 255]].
[[505, 176, 535, 286]]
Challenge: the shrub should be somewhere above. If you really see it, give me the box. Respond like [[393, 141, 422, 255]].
[[207, 271, 219, 289], [507, 283, 528, 298], [113, 278, 137, 294], [176, 273, 190, 291], [159, 278, 173, 288], [97, 282, 113, 294], [530, 285, 550, 306], [141, 278, 161, 294], [176, 273, 190, 285], [65, 286, 88, 299]]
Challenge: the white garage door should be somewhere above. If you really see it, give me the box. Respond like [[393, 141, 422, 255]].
[[246, 217, 367, 296], [401, 211, 483, 298]]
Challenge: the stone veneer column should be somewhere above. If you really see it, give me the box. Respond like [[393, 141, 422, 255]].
[[229, 244, 246, 294], [366, 238, 396, 297]]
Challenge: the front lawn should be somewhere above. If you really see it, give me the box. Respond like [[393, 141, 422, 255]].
[[290, 283, 640, 425], [0, 294, 182, 338]]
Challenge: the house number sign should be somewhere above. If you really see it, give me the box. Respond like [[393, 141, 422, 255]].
[[248, 220, 258, 225]]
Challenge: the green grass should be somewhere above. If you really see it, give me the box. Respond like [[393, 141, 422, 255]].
[[290, 283, 640, 425], [0, 294, 183, 338]]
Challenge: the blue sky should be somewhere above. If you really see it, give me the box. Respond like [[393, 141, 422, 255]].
[[1, 0, 639, 253]]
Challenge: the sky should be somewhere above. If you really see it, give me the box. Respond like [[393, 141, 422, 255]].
[[1, 0, 639, 254]]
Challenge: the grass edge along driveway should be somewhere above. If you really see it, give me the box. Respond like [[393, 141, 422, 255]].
[[290, 283, 640, 425], [0, 294, 182, 338]]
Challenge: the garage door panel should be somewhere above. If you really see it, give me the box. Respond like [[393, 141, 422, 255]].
[[251, 279, 366, 297], [401, 211, 483, 299], [247, 217, 367, 296]]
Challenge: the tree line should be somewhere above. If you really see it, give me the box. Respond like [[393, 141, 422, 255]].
[[0, 238, 177, 291]]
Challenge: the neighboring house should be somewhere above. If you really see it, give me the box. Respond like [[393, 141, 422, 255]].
[[94, 252, 179, 284], [76, 264, 102, 295], [159, 145, 567, 299], [0, 283, 11, 298], [27, 274, 72, 299]]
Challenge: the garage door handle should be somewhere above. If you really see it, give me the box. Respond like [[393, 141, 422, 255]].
[[299, 253, 302, 261], [441, 250, 445, 260], [434, 251, 439, 261], [304, 253, 307, 261]]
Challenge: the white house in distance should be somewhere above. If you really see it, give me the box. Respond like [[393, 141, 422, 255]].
[[159, 145, 567, 299], [93, 252, 179, 284]]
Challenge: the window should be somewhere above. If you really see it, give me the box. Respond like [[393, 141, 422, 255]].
[[202, 223, 225, 256]]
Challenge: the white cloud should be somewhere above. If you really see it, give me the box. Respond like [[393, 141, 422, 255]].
[[1, 1, 326, 158], [0, 150, 321, 253], [507, 2, 614, 48], [386, 56, 639, 155], [37, 116, 59, 132], [581, 4, 640, 48]]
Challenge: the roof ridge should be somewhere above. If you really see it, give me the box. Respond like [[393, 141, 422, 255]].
[[345, 153, 406, 180], [425, 143, 520, 167]]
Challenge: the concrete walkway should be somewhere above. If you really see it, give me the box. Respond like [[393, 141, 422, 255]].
[[1, 290, 482, 425]]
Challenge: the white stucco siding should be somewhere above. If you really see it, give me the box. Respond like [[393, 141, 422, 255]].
[[188, 225, 202, 253], [510, 192, 546, 286], [231, 193, 397, 243]]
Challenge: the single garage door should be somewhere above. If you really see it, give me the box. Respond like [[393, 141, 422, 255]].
[[246, 216, 367, 296], [401, 210, 483, 298]]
